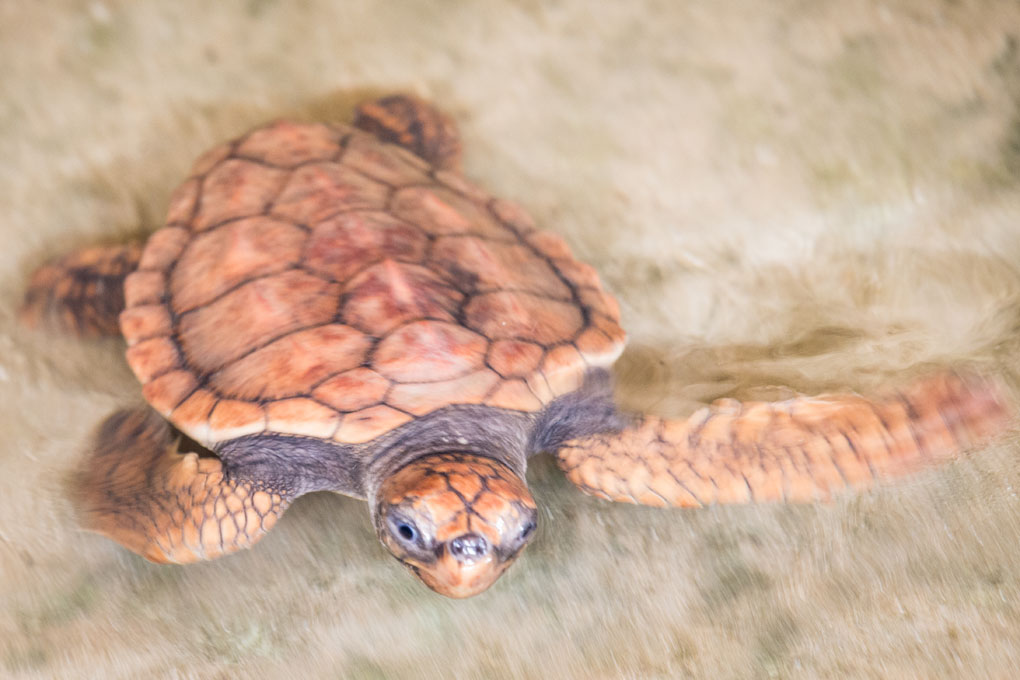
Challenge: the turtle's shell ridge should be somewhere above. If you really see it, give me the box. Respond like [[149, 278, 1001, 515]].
[[121, 120, 625, 447]]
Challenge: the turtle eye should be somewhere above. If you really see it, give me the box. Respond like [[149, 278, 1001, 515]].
[[397, 522, 417, 542], [388, 516, 421, 546]]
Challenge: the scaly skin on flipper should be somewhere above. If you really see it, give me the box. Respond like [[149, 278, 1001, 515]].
[[354, 94, 462, 171], [556, 373, 1012, 506], [21, 243, 142, 337], [74, 409, 293, 563]]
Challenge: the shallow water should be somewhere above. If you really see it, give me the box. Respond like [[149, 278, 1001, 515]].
[[3, 1, 1020, 677]]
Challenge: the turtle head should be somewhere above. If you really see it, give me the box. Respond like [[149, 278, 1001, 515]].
[[372, 453, 538, 598]]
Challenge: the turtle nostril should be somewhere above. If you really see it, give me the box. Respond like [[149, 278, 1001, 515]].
[[448, 533, 489, 564]]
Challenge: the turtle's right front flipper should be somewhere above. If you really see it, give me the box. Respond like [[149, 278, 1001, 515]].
[[556, 373, 1012, 506], [21, 243, 142, 337], [75, 409, 295, 563]]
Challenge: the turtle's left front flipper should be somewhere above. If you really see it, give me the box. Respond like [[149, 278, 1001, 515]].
[[556, 373, 1012, 506], [74, 409, 296, 563], [21, 243, 142, 337]]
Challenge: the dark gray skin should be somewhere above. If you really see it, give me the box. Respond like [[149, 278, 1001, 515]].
[[80, 370, 620, 597], [215, 368, 621, 506]]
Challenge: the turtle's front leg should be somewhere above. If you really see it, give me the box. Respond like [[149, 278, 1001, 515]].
[[74, 408, 296, 563], [556, 373, 1012, 506], [21, 243, 142, 337]]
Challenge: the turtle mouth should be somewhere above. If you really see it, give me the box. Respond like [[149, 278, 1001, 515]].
[[402, 543, 514, 598]]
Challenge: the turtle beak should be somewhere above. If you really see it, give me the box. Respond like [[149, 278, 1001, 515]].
[[412, 533, 510, 598]]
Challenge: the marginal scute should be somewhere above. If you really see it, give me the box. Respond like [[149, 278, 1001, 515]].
[[189, 142, 233, 177], [208, 399, 266, 440], [125, 337, 180, 383], [138, 227, 189, 271], [589, 311, 626, 345], [580, 288, 622, 323], [526, 230, 572, 260], [541, 345, 586, 397], [554, 257, 601, 290], [173, 389, 219, 444], [120, 304, 172, 344], [166, 178, 200, 225], [313, 367, 390, 412], [235, 120, 340, 167], [574, 326, 626, 367], [387, 369, 501, 416], [489, 198, 537, 235], [123, 270, 166, 307], [433, 169, 489, 203], [334, 405, 413, 444], [266, 398, 341, 438], [123, 116, 628, 446], [486, 379, 543, 412], [487, 339, 544, 378], [142, 370, 198, 416]]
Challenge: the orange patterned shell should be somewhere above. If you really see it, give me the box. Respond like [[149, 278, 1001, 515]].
[[120, 120, 626, 447]]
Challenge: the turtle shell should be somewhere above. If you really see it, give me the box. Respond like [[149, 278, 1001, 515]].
[[120, 120, 626, 448]]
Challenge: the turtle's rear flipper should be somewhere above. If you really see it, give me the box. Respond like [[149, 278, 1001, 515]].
[[556, 373, 1013, 506], [74, 408, 294, 563], [21, 243, 142, 337], [354, 94, 462, 171]]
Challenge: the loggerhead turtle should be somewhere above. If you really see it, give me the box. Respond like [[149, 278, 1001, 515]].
[[21, 95, 1011, 598]]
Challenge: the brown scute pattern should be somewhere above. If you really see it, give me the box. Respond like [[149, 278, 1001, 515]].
[[209, 323, 369, 400], [557, 373, 1012, 507], [235, 120, 341, 167], [176, 271, 340, 373], [137, 227, 189, 271], [142, 370, 197, 418], [303, 211, 427, 281], [431, 237, 572, 298], [388, 369, 502, 415], [270, 162, 389, 224], [125, 337, 180, 383], [123, 270, 165, 308], [373, 320, 488, 383], [20, 243, 142, 337], [122, 119, 626, 445], [313, 368, 390, 412], [341, 133, 433, 187], [391, 186, 517, 242], [334, 405, 413, 444], [465, 292, 583, 345], [342, 261, 464, 335], [74, 408, 292, 564], [170, 216, 307, 314], [193, 159, 288, 231], [165, 178, 200, 225]]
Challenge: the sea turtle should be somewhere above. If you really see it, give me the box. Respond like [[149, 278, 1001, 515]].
[[21, 95, 1011, 598]]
